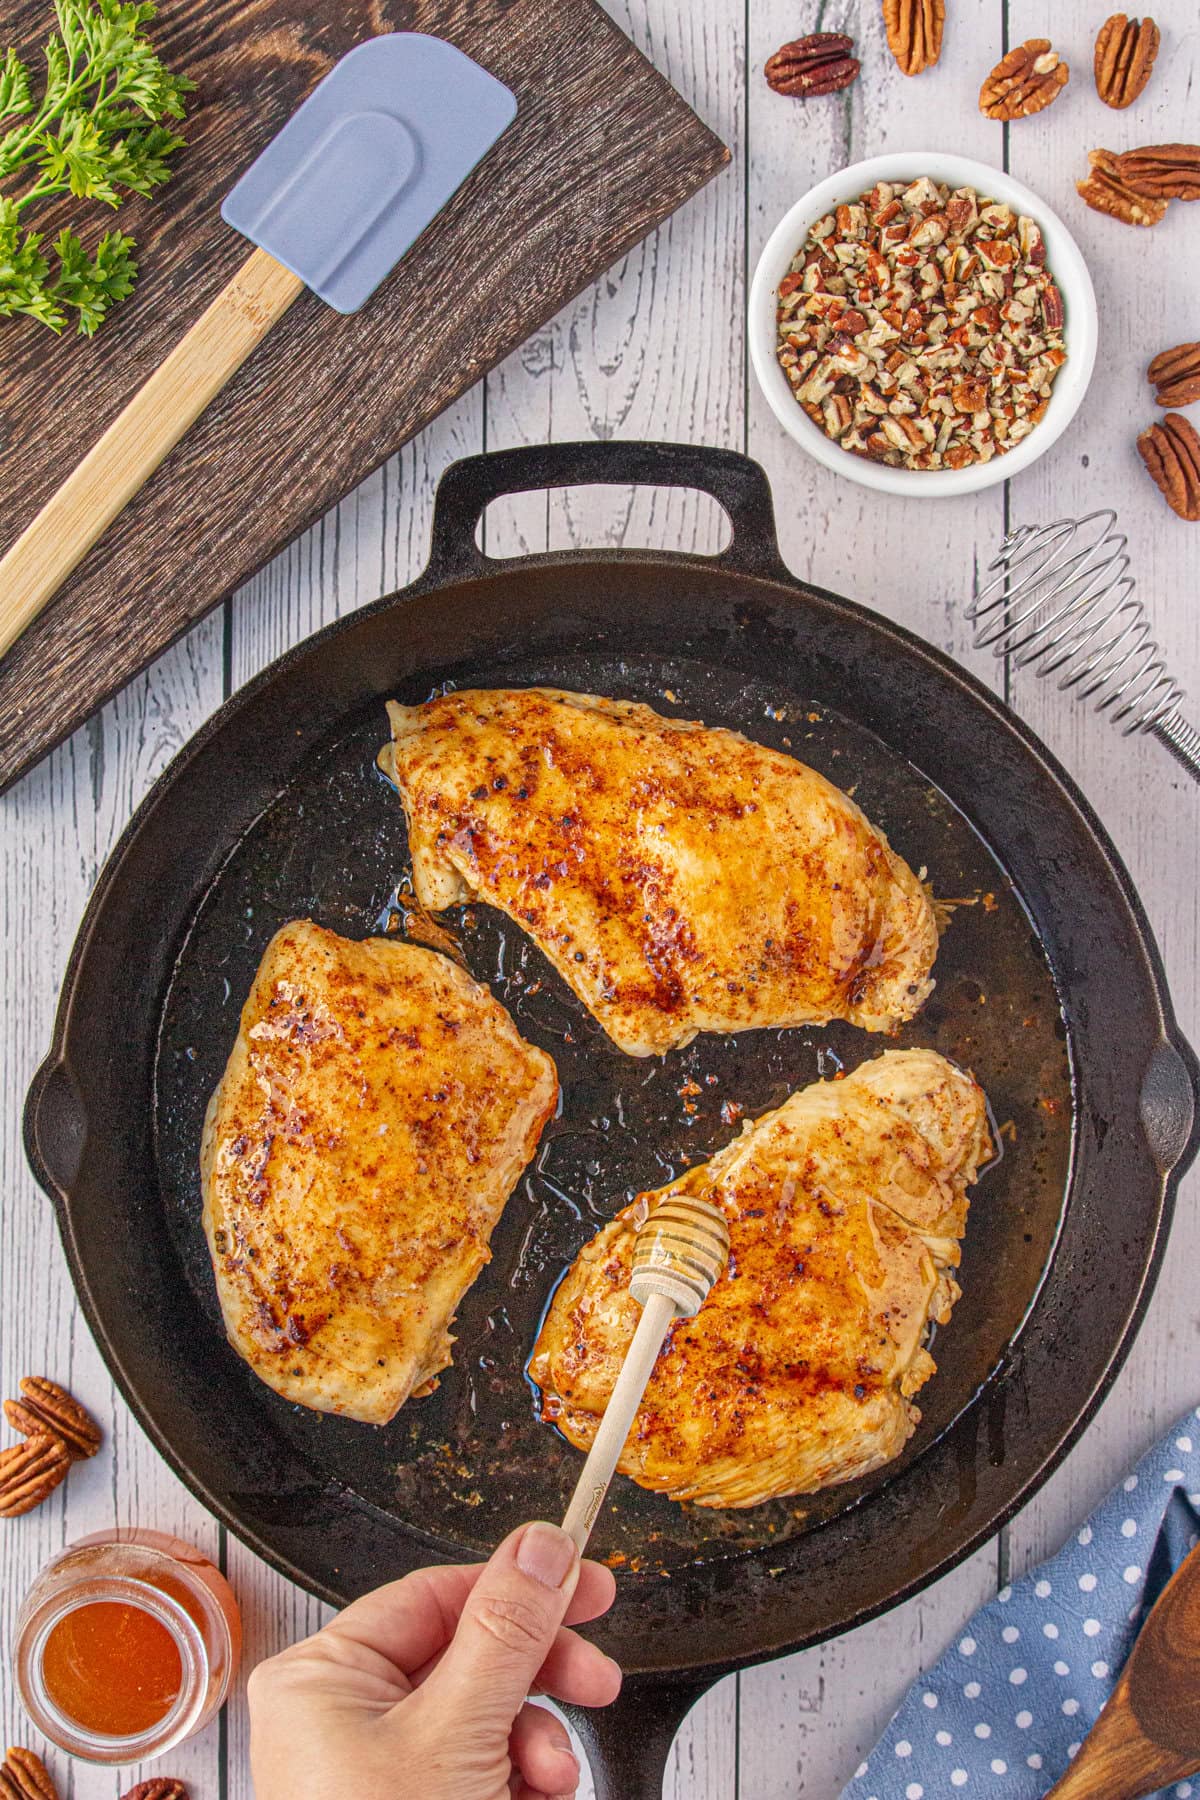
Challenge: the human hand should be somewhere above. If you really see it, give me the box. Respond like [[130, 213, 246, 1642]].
[[247, 1520, 620, 1800]]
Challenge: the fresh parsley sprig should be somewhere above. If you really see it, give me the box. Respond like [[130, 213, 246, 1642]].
[[0, 0, 192, 336]]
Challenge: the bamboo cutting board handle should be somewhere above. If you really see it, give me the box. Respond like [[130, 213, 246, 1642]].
[[0, 247, 305, 660]]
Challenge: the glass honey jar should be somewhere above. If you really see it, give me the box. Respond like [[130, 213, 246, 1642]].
[[14, 1528, 242, 1765]]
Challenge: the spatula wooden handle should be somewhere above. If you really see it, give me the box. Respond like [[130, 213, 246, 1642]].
[[0, 246, 304, 661], [561, 1290, 677, 1552]]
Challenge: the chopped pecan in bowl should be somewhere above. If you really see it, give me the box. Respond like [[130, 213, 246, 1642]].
[[749, 153, 1097, 495], [773, 176, 1067, 473]]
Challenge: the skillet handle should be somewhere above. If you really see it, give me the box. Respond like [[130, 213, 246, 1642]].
[[423, 440, 787, 585], [561, 1675, 714, 1800], [1139, 1035, 1200, 1175], [23, 1055, 86, 1207]]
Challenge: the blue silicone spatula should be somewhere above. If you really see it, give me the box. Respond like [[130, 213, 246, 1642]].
[[0, 34, 516, 660]]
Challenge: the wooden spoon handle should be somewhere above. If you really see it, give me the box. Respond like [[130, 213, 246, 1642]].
[[561, 1290, 677, 1552], [1044, 1739, 1198, 1800], [0, 246, 304, 661], [1044, 1688, 1200, 1799]]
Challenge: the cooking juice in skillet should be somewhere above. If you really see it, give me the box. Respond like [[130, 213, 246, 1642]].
[[153, 654, 1072, 1569]]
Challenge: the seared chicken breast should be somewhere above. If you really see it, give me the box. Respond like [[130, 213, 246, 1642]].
[[384, 688, 937, 1057], [202, 920, 557, 1424], [529, 1049, 990, 1506]]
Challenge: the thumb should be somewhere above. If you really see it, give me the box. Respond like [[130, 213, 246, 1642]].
[[422, 1521, 580, 1727]]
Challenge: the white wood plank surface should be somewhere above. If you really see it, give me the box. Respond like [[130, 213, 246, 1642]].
[[0, 625, 226, 1800], [998, 0, 1200, 1585], [2, 2, 1198, 1797]]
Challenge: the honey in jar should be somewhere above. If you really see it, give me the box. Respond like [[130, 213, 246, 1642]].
[[15, 1528, 241, 1765]]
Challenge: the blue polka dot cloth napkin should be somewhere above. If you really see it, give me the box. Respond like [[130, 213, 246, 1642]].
[[841, 1407, 1200, 1800]]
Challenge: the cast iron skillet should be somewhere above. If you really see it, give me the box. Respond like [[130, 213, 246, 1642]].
[[24, 442, 1199, 1799]]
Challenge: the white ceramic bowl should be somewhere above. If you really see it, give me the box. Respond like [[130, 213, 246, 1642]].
[[749, 151, 1098, 498]]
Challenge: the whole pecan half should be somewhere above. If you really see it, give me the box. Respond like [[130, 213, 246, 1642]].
[[0, 1747, 58, 1800], [120, 1780, 189, 1800], [1138, 413, 1200, 520], [1077, 148, 1168, 225], [980, 40, 1070, 119], [764, 33, 859, 98], [1094, 14, 1160, 108], [1116, 144, 1200, 201], [1148, 342, 1200, 407], [5, 1377, 101, 1460], [882, 0, 945, 77], [0, 1432, 70, 1516]]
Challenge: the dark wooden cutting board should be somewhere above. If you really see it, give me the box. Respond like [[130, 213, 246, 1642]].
[[0, 0, 728, 794]]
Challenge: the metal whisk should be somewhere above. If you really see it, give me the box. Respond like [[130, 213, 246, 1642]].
[[966, 509, 1200, 783]]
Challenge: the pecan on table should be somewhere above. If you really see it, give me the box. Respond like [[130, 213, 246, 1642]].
[[980, 40, 1069, 119], [1148, 342, 1200, 407], [882, 0, 945, 77], [1094, 14, 1160, 108], [5, 1377, 102, 1460], [1076, 148, 1168, 225], [764, 33, 859, 98], [1116, 143, 1200, 201], [120, 1781, 190, 1800], [1139, 414, 1200, 520], [0, 1432, 70, 1517], [0, 1748, 58, 1800]]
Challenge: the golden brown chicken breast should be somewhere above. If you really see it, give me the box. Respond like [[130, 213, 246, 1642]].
[[201, 920, 557, 1424], [384, 688, 937, 1057], [529, 1048, 990, 1506]]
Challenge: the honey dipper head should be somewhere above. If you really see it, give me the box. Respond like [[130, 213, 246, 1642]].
[[629, 1195, 730, 1316]]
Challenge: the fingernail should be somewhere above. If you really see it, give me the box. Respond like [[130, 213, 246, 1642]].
[[516, 1521, 579, 1589]]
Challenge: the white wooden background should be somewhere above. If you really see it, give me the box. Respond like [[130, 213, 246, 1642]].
[[2, 2, 1198, 1795]]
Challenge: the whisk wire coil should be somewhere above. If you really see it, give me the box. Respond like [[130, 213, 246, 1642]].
[[968, 509, 1200, 781]]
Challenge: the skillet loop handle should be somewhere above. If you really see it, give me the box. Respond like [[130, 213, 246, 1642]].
[[1139, 1036, 1200, 1175], [423, 440, 786, 585]]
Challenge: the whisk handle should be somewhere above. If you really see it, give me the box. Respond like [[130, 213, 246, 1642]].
[[1152, 712, 1200, 785]]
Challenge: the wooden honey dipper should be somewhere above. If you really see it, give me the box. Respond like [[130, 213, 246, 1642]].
[[561, 1194, 729, 1551]]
